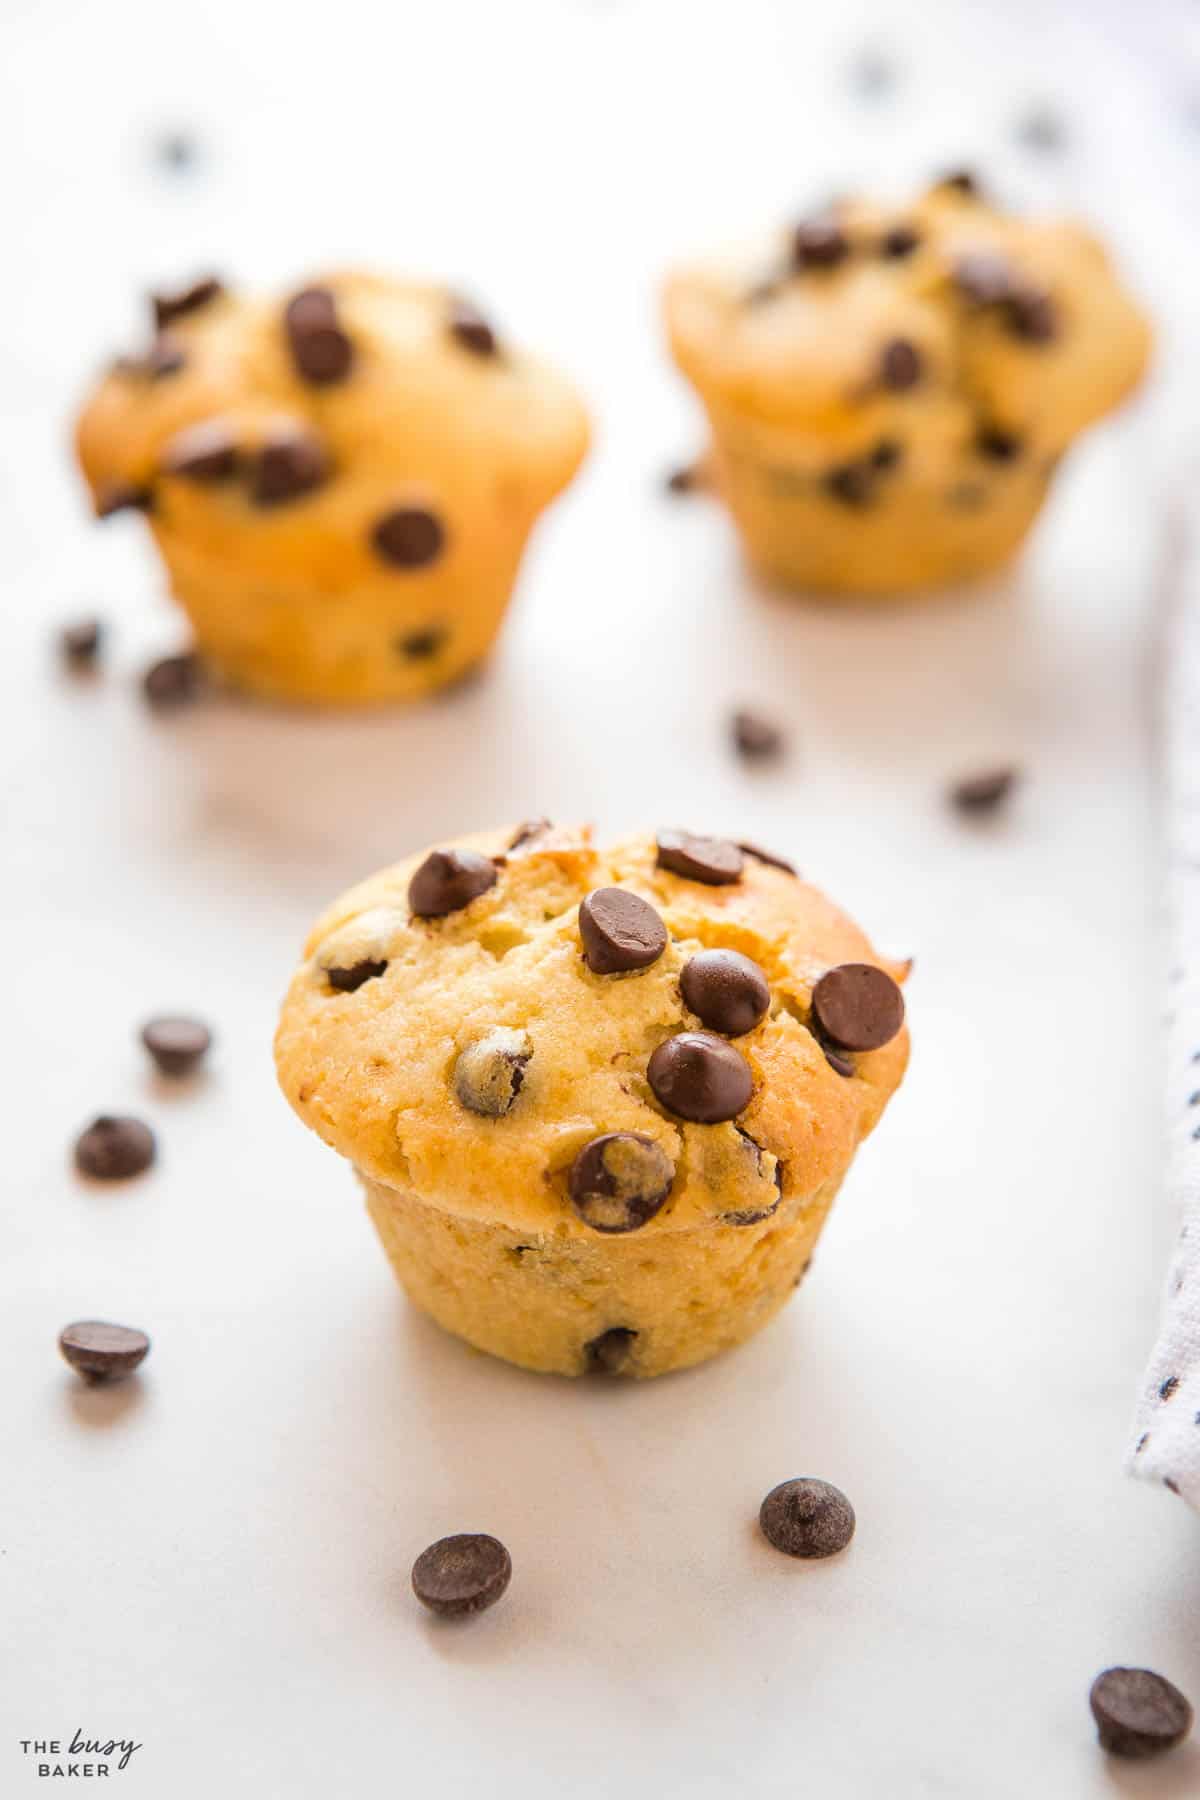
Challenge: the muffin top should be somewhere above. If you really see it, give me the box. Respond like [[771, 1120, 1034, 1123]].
[[75, 271, 589, 573], [665, 173, 1150, 465], [275, 824, 910, 1238]]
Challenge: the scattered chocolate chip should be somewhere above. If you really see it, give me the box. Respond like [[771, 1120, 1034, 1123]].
[[1006, 287, 1059, 343], [411, 1534, 512, 1618], [579, 887, 667, 975], [665, 462, 702, 495], [151, 275, 223, 332], [792, 219, 849, 271], [954, 251, 1014, 306], [96, 480, 153, 519], [59, 617, 103, 666], [731, 708, 785, 761], [409, 848, 498, 918], [569, 1132, 675, 1233], [142, 651, 204, 711], [1016, 106, 1066, 154], [647, 1031, 753, 1124], [976, 426, 1023, 462], [880, 223, 920, 259], [937, 168, 981, 197], [723, 1205, 777, 1226], [250, 425, 330, 508], [161, 419, 239, 482], [454, 1027, 532, 1118], [680, 950, 770, 1037], [74, 1115, 156, 1180], [737, 841, 797, 875], [59, 1320, 151, 1382], [823, 461, 875, 508], [950, 765, 1019, 813], [870, 438, 903, 471], [508, 818, 552, 851], [821, 1043, 855, 1078], [326, 959, 388, 992], [284, 285, 354, 385], [448, 298, 497, 357], [656, 830, 744, 886], [141, 1015, 212, 1076], [811, 964, 905, 1052], [879, 338, 923, 391], [759, 1478, 856, 1558], [584, 1327, 638, 1375], [396, 625, 447, 661], [1089, 1668, 1193, 1760], [372, 507, 445, 569]]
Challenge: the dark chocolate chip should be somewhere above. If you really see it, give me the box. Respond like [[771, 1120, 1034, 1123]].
[[508, 818, 552, 851], [58, 1320, 151, 1382], [680, 950, 770, 1037], [584, 1326, 638, 1375], [396, 625, 447, 661], [759, 1478, 856, 1558], [141, 1015, 212, 1077], [950, 765, 1019, 813], [161, 419, 239, 482], [732, 708, 785, 760], [880, 223, 920, 259], [1089, 1668, 1193, 1760], [647, 1031, 753, 1124], [792, 219, 849, 271], [152, 275, 223, 331], [579, 887, 667, 975], [821, 1042, 855, 1078], [879, 338, 923, 391], [411, 1533, 512, 1618], [954, 251, 1014, 306], [371, 507, 445, 569], [737, 841, 797, 875], [823, 461, 875, 508], [1160, 1375, 1180, 1401], [326, 959, 388, 993], [454, 1028, 531, 1117], [96, 481, 154, 519], [284, 285, 354, 385], [569, 1132, 675, 1233], [1006, 287, 1059, 343], [409, 848, 498, 918], [976, 426, 1023, 462], [937, 167, 981, 196], [74, 1115, 156, 1180], [656, 830, 744, 886], [665, 462, 702, 495], [250, 425, 330, 507], [60, 617, 103, 666], [811, 964, 905, 1052], [870, 438, 903, 471], [142, 651, 204, 711], [449, 298, 497, 358]]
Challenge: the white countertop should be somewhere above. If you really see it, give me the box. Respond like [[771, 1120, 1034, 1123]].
[[5, 1, 1200, 1793]]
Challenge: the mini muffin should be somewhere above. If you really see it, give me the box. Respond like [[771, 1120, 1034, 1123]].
[[275, 822, 909, 1379], [75, 273, 589, 704], [664, 173, 1150, 597]]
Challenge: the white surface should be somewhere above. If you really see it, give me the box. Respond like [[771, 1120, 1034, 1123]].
[[4, 1, 1200, 1794]]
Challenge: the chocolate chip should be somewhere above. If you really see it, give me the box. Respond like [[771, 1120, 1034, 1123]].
[[1089, 1668, 1193, 1759], [371, 507, 445, 569], [1006, 287, 1059, 343], [508, 818, 552, 851], [737, 841, 797, 875], [880, 223, 920, 259], [409, 848, 498, 918], [142, 651, 204, 711], [326, 959, 388, 992], [161, 419, 239, 482], [250, 425, 330, 507], [665, 462, 702, 495], [731, 709, 785, 760], [976, 426, 1023, 462], [821, 1042, 855, 1078], [396, 625, 447, 661], [569, 1132, 675, 1233], [950, 765, 1019, 813], [656, 830, 744, 886], [879, 337, 923, 391], [647, 1031, 753, 1124], [59, 617, 103, 666], [759, 1478, 856, 1558], [449, 298, 498, 357], [870, 438, 903, 471], [823, 461, 875, 508], [411, 1533, 512, 1618], [152, 275, 223, 331], [284, 285, 354, 385], [680, 950, 770, 1037], [792, 219, 850, 271], [453, 1027, 532, 1118], [142, 337, 187, 380], [584, 1327, 638, 1374], [74, 1115, 156, 1180], [96, 481, 153, 519], [141, 1015, 212, 1077], [937, 168, 981, 196], [58, 1321, 151, 1382], [579, 888, 667, 975], [954, 251, 1014, 306], [811, 964, 905, 1052]]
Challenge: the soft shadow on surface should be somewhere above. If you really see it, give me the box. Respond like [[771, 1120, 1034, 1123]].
[[65, 1375, 148, 1428], [1101, 1742, 1200, 1797]]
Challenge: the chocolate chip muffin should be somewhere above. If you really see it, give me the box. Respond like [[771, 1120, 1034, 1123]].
[[274, 823, 909, 1378], [75, 274, 589, 704], [664, 174, 1150, 597]]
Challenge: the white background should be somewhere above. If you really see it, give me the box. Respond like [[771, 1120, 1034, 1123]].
[[4, 1, 1200, 1793]]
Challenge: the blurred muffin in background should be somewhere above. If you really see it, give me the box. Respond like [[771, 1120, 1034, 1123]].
[[75, 273, 589, 705], [664, 173, 1151, 598]]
